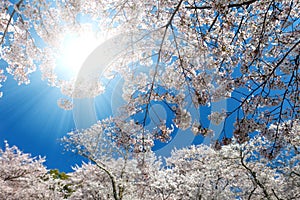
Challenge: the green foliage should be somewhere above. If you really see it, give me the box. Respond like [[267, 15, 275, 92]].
[[49, 169, 74, 198], [50, 169, 69, 180]]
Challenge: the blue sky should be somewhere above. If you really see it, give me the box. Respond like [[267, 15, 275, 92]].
[[0, 0, 248, 173], [0, 59, 210, 172], [0, 16, 236, 175], [0, 53, 235, 172], [0, 61, 84, 172]]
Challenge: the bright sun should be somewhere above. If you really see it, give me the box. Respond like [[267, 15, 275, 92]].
[[57, 31, 104, 78]]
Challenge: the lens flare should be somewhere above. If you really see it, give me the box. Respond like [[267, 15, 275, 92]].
[[57, 31, 104, 79]]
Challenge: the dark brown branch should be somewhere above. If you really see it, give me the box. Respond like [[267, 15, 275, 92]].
[[270, 66, 296, 154], [186, 5, 212, 10], [240, 151, 271, 200], [166, 0, 184, 27], [272, 189, 281, 200], [248, 186, 257, 200], [75, 147, 120, 200], [290, 171, 300, 177], [142, 0, 184, 150], [228, 0, 258, 8], [208, 13, 219, 32], [228, 39, 300, 117], [0, 0, 24, 45], [230, 16, 244, 45], [89, 156, 120, 200], [3, 170, 27, 181], [185, 0, 258, 10]]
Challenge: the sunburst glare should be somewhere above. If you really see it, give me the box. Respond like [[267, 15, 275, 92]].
[[56, 30, 104, 79]]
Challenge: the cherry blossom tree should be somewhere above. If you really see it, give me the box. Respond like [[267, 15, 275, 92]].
[[1, 0, 299, 145], [0, 112, 298, 198], [67, 156, 160, 200], [1, 122, 298, 199], [152, 122, 300, 199], [1, 0, 299, 199], [94, 0, 300, 150], [0, 141, 65, 199], [62, 120, 299, 199], [62, 119, 161, 199]]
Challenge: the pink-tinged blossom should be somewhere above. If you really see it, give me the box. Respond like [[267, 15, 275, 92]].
[[0, 141, 64, 199]]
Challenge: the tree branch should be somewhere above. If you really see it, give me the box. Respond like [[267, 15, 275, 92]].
[[0, 0, 23, 45], [240, 151, 271, 200], [185, 0, 258, 10], [142, 0, 184, 151]]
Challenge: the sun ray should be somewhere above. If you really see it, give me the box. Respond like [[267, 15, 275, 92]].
[[56, 30, 104, 79]]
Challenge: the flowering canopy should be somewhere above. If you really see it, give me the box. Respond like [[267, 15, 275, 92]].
[[0, 0, 299, 199], [0, 141, 64, 199], [1, 0, 299, 145]]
